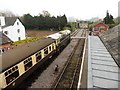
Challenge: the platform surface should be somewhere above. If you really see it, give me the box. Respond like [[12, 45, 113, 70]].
[[88, 36, 120, 89]]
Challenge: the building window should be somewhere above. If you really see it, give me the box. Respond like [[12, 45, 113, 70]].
[[17, 29, 20, 33], [18, 37, 21, 40], [17, 22, 19, 25], [4, 31, 8, 35]]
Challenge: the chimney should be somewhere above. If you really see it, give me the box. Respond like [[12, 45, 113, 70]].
[[0, 16, 5, 26]]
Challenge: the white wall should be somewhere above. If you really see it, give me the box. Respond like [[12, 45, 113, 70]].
[[0, 27, 2, 32], [0, 17, 5, 26], [2, 19, 26, 42]]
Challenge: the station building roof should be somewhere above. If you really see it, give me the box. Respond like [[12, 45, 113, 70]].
[[88, 36, 120, 88]]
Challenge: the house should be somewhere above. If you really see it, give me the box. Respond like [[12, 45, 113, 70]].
[[0, 32, 12, 53], [92, 22, 109, 35], [0, 16, 26, 42]]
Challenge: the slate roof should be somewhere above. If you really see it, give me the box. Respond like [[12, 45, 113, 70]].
[[0, 32, 12, 45], [99, 24, 120, 67], [1, 17, 17, 28], [88, 36, 120, 88], [94, 22, 109, 28]]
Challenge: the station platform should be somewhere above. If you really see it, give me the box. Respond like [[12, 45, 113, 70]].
[[88, 36, 120, 89]]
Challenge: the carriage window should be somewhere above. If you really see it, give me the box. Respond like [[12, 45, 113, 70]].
[[49, 46, 52, 51], [24, 57, 32, 64], [15, 66, 18, 69], [24, 57, 32, 71], [24, 61, 32, 71], [8, 70, 12, 74], [36, 52, 41, 62], [5, 72, 8, 76], [4, 66, 18, 77], [12, 68, 15, 71], [6, 70, 19, 85], [44, 48, 48, 55]]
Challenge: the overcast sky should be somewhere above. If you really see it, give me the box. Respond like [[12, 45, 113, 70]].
[[0, 0, 119, 20]]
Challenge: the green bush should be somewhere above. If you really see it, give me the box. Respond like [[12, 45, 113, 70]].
[[12, 37, 41, 45], [108, 24, 116, 28], [63, 27, 71, 30]]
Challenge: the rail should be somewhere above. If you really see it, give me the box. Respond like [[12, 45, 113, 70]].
[[70, 30, 79, 37], [77, 35, 87, 89], [54, 29, 86, 89]]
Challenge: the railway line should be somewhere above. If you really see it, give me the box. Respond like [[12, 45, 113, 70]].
[[0, 30, 71, 89], [15, 27, 119, 89], [1, 29, 87, 89], [53, 29, 87, 89], [15, 30, 83, 89], [70, 30, 79, 37]]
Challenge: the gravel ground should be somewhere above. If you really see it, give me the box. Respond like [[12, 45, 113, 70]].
[[27, 30, 84, 89]]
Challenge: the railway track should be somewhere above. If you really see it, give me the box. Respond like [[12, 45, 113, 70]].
[[16, 31, 78, 89], [17, 30, 85, 89], [70, 30, 79, 37], [53, 30, 86, 89]]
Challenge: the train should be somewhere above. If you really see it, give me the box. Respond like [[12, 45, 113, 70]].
[[0, 30, 71, 89]]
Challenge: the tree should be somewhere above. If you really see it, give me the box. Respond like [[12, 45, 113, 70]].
[[104, 10, 110, 24], [22, 11, 68, 30], [0, 10, 16, 17], [56, 14, 67, 30], [109, 14, 115, 24], [41, 10, 51, 17], [22, 14, 34, 29], [61, 14, 67, 27], [103, 10, 115, 24]]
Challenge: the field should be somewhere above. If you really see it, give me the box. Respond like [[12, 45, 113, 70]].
[[26, 30, 57, 37]]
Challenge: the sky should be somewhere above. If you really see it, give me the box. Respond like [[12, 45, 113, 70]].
[[0, 0, 119, 20]]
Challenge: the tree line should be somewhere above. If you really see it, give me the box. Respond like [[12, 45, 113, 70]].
[[21, 12, 67, 30], [103, 10, 116, 28], [0, 10, 68, 31]]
